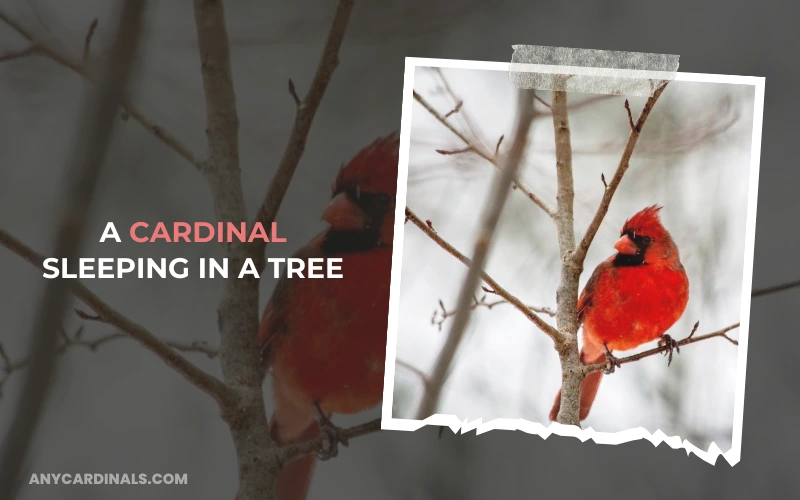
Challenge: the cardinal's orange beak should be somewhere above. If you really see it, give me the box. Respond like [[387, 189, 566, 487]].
[[322, 192, 370, 230], [614, 234, 639, 255]]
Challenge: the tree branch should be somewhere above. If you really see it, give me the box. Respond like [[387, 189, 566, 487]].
[[415, 90, 538, 419], [572, 82, 669, 264], [279, 418, 382, 464], [550, 82, 584, 426], [0, 328, 219, 397], [0, 3, 147, 498], [0, 44, 38, 63], [431, 293, 555, 331], [583, 323, 740, 374], [396, 359, 432, 391], [406, 209, 559, 341], [0, 10, 204, 171], [752, 279, 800, 298], [413, 90, 557, 218], [191, 1, 279, 499], [249, 0, 355, 270], [0, 229, 233, 404]]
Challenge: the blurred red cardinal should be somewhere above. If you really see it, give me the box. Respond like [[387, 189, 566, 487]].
[[257, 133, 399, 500], [549, 205, 689, 422]]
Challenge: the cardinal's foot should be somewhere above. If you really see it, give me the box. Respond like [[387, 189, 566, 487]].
[[314, 403, 349, 460], [602, 343, 621, 374], [658, 334, 680, 366]]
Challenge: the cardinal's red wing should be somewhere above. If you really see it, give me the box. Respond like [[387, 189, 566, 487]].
[[258, 236, 326, 371], [576, 258, 613, 323]]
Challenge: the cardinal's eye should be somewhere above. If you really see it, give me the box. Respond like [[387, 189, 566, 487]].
[[642, 236, 652, 245]]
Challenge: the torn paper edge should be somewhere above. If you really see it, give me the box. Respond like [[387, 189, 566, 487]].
[[382, 56, 765, 467], [509, 45, 679, 96]]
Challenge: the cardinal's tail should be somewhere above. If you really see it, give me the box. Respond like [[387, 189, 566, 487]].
[[270, 383, 319, 500], [548, 341, 606, 422], [233, 382, 318, 500]]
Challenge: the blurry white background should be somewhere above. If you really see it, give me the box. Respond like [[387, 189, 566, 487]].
[[392, 66, 756, 453]]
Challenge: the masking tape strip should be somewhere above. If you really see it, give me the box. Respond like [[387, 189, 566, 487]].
[[509, 45, 680, 96]]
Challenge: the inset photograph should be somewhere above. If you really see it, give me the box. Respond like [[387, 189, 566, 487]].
[[383, 59, 763, 465]]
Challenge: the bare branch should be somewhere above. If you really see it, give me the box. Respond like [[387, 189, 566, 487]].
[[0, 9, 204, 171], [0, 3, 147, 498], [752, 279, 800, 298], [415, 90, 539, 419], [280, 418, 382, 464], [191, 1, 278, 498], [396, 359, 432, 390], [535, 94, 615, 115], [436, 146, 474, 156], [287, 78, 301, 106], [444, 100, 463, 118], [572, 82, 669, 265], [549, 82, 584, 426], [413, 90, 557, 218], [495, 135, 504, 156], [534, 92, 552, 109], [249, 0, 355, 271], [166, 340, 219, 358], [432, 294, 555, 331], [0, 329, 219, 397], [624, 99, 635, 131], [584, 323, 740, 375], [0, 229, 233, 404], [406, 209, 559, 341], [0, 44, 38, 63], [83, 17, 99, 62]]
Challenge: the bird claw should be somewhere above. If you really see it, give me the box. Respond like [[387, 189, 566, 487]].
[[658, 334, 680, 366], [314, 403, 349, 461], [602, 344, 621, 374]]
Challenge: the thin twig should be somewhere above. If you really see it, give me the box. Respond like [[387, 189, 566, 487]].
[[436, 146, 473, 156], [584, 323, 740, 374], [444, 100, 463, 118], [535, 94, 615, 115], [0, 3, 147, 498], [0, 44, 38, 62], [280, 418, 382, 464], [413, 90, 557, 219], [431, 294, 555, 331], [396, 359, 431, 389], [752, 279, 800, 298], [406, 209, 559, 341], [534, 92, 552, 109], [248, 0, 354, 272], [0, 9, 204, 171], [83, 18, 98, 62], [0, 330, 219, 397], [495, 135, 504, 156], [572, 82, 669, 265], [415, 90, 538, 419], [624, 99, 635, 131]]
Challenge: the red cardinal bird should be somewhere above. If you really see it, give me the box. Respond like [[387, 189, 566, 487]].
[[257, 133, 398, 500], [549, 205, 689, 422]]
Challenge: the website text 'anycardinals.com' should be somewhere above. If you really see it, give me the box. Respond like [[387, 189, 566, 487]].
[[29, 473, 188, 485]]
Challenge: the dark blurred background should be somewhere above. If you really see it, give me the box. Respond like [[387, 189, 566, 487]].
[[0, 0, 796, 499]]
